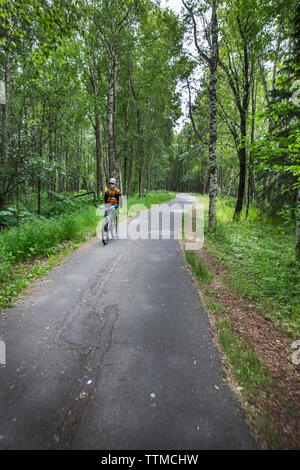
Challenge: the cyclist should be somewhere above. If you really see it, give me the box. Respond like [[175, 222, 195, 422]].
[[104, 177, 122, 221]]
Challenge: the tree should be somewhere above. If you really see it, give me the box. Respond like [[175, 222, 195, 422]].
[[0, 0, 82, 210], [217, 0, 261, 220], [183, 0, 219, 229]]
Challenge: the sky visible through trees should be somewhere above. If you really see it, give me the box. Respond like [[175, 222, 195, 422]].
[[0, 0, 299, 254]]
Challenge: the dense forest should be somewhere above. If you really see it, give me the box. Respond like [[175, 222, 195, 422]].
[[0, 1, 299, 449], [0, 0, 299, 254]]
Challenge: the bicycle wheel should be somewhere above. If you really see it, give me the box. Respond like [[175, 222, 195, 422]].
[[102, 217, 109, 245], [110, 212, 118, 239]]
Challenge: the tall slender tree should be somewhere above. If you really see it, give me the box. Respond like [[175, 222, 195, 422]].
[[183, 0, 219, 229]]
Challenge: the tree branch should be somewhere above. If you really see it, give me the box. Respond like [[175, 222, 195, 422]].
[[182, 0, 211, 65], [186, 79, 209, 145]]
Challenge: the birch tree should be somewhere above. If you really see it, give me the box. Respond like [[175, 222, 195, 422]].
[[183, 0, 219, 229]]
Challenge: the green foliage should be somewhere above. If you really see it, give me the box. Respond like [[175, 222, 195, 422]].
[[199, 194, 300, 337], [185, 250, 213, 284], [249, 64, 300, 194], [0, 210, 18, 227], [0, 208, 41, 227], [0, 246, 14, 282], [215, 317, 274, 395], [0, 206, 97, 270], [0, 0, 184, 215], [0, 0, 82, 53]]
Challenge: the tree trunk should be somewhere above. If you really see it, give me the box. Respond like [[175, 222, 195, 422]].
[[147, 164, 151, 191], [208, 1, 219, 230], [262, 175, 269, 212], [130, 80, 145, 199], [246, 80, 257, 218], [75, 137, 80, 193], [217, 14, 253, 221], [37, 102, 45, 214], [107, 45, 120, 183], [88, 56, 106, 202], [1, 33, 10, 169], [127, 146, 134, 197], [138, 161, 145, 198], [0, 33, 10, 210], [234, 114, 247, 220], [205, 174, 210, 194], [66, 148, 72, 192], [272, 22, 282, 92], [183, 0, 219, 229], [233, 36, 251, 220], [48, 121, 53, 201], [227, 165, 233, 196], [123, 157, 128, 196], [52, 124, 57, 194], [58, 137, 64, 193], [123, 69, 131, 196], [296, 187, 300, 259], [95, 114, 105, 202], [107, 51, 115, 177], [38, 130, 43, 215], [139, 161, 146, 199], [82, 150, 88, 191]]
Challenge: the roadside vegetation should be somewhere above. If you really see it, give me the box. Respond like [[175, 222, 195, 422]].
[[184, 194, 300, 449], [200, 196, 300, 339], [193, 194, 299, 337]]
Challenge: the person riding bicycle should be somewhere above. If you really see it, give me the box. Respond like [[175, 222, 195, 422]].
[[104, 177, 122, 220]]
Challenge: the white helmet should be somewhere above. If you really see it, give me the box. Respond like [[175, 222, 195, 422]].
[[109, 177, 117, 184]]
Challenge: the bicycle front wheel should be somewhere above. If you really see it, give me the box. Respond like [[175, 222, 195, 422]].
[[110, 213, 118, 239]]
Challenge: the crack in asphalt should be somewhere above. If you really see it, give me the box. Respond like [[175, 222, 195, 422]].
[[51, 304, 120, 449], [53, 241, 128, 350], [50, 242, 130, 448]]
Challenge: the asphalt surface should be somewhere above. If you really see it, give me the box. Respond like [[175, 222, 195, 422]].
[[0, 193, 259, 450]]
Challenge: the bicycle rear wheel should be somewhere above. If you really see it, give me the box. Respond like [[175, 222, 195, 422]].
[[102, 217, 109, 245]]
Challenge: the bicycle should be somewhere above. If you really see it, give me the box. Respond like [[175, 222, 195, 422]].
[[100, 204, 118, 245]]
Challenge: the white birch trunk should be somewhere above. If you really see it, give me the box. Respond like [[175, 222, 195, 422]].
[[208, 1, 218, 230]]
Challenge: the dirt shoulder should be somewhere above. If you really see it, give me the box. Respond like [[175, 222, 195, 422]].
[[195, 245, 300, 449]]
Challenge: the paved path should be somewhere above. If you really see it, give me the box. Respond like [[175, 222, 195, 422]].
[[0, 193, 259, 449]]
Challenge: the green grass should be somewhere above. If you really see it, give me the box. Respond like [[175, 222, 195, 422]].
[[0, 206, 97, 265], [194, 285, 275, 400], [215, 316, 274, 396], [0, 190, 176, 309], [184, 253, 283, 449], [0, 234, 91, 308], [199, 194, 300, 338], [182, 198, 299, 448], [185, 258, 282, 449], [184, 250, 213, 284], [126, 190, 176, 211]]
